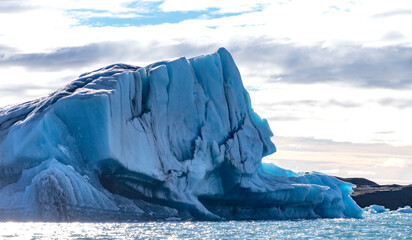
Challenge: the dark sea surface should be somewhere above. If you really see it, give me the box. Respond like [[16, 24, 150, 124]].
[[1, 213, 411, 239]]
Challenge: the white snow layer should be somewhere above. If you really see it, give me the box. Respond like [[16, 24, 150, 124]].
[[0, 48, 362, 221]]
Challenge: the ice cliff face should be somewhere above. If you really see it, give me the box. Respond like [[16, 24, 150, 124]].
[[0, 48, 362, 221]]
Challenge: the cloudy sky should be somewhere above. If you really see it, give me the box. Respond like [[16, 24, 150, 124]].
[[1, 0, 412, 184]]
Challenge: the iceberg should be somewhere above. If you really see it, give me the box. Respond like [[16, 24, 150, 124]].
[[0, 48, 362, 221], [396, 206, 412, 213], [364, 205, 389, 214]]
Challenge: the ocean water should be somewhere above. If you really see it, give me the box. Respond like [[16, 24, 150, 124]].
[[1, 213, 411, 239]]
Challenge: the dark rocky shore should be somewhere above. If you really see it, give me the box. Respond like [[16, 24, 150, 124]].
[[337, 177, 412, 210]]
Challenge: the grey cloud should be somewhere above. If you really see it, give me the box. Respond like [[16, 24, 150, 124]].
[[267, 116, 302, 121], [265, 99, 360, 108], [275, 100, 318, 107], [0, 41, 218, 71], [371, 9, 411, 18], [256, 98, 360, 126], [2, 38, 412, 90], [374, 131, 395, 135], [227, 39, 412, 89], [0, 0, 35, 13], [0, 43, 131, 71], [327, 99, 360, 108], [0, 87, 27, 95], [0, 85, 53, 95], [382, 31, 406, 41], [0, 44, 17, 54], [378, 98, 412, 109], [274, 136, 412, 157], [0, 41, 217, 105]]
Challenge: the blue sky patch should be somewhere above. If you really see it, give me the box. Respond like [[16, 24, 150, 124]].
[[68, 2, 266, 27]]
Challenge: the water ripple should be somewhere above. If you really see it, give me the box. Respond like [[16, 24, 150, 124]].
[[0, 213, 411, 239]]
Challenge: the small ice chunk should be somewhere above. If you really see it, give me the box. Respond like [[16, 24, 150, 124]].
[[364, 205, 389, 214], [396, 206, 412, 213]]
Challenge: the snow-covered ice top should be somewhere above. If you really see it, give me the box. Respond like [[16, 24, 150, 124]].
[[0, 48, 362, 221]]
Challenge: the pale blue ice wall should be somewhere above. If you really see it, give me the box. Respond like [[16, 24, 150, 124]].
[[0, 48, 362, 221]]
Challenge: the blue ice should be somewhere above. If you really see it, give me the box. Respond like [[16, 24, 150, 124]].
[[0, 48, 362, 221]]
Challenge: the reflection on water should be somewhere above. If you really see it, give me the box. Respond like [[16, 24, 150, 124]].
[[0, 213, 411, 239]]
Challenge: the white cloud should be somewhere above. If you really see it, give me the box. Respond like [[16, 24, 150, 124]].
[[250, 83, 412, 146], [158, 0, 275, 13], [380, 158, 406, 168], [347, 170, 376, 176], [69, 10, 144, 20], [0, 0, 411, 55], [20, 0, 148, 13], [320, 169, 340, 174]]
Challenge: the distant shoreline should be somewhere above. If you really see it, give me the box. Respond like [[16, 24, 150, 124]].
[[337, 177, 412, 210]]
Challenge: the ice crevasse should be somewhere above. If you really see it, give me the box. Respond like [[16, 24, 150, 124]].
[[0, 48, 362, 221]]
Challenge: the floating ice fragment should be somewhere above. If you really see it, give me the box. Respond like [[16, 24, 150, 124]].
[[396, 206, 412, 213], [364, 205, 389, 214]]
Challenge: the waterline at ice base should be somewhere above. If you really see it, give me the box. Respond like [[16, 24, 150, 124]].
[[0, 48, 362, 221]]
